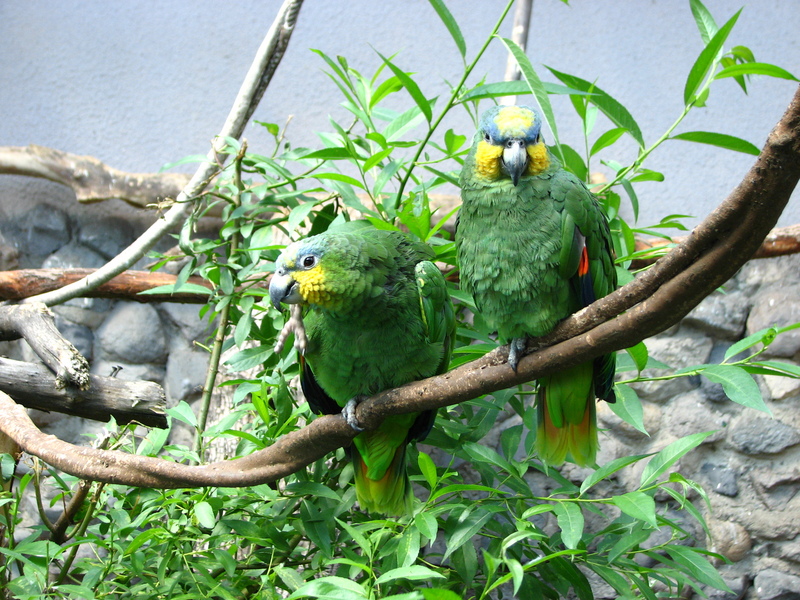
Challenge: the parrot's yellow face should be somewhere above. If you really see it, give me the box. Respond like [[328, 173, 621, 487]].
[[473, 105, 550, 184], [270, 242, 340, 310]]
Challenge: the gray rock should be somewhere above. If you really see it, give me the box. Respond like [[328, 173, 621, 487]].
[[729, 416, 800, 455], [746, 284, 800, 358], [754, 568, 800, 600], [54, 314, 94, 361], [700, 462, 739, 497], [665, 390, 727, 443], [701, 343, 731, 403], [18, 203, 71, 257], [164, 338, 209, 403], [159, 303, 215, 343], [95, 302, 167, 364], [684, 290, 750, 340], [42, 241, 106, 269], [77, 217, 135, 258], [706, 518, 751, 562]]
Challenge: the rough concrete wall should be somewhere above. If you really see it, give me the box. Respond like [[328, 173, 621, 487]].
[[1, 1, 798, 228]]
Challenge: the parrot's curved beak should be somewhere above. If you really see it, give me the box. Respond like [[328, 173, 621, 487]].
[[502, 139, 528, 186], [269, 268, 302, 310]]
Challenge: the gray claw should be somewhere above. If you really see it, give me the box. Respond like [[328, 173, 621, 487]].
[[343, 398, 364, 432], [508, 337, 527, 372]]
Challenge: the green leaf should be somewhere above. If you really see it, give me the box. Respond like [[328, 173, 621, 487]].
[[700, 364, 771, 414], [284, 482, 342, 502], [421, 590, 462, 600], [458, 80, 592, 103], [274, 566, 306, 592], [417, 451, 438, 489], [589, 564, 637, 599], [684, 9, 742, 105], [299, 147, 354, 160], [138, 282, 211, 297], [553, 502, 584, 549], [167, 401, 197, 428], [444, 509, 493, 559], [288, 576, 367, 599], [724, 326, 778, 360], [193, 501, 216, 529], [640, 431, 714, 488], [415, 511, 438, 542], [362, 147, 394, 172], [690, 0, 718, 44], [625, 342, 649, 374], [609, 384, 647, 435], [671, 131, 759, 155], [377, 52, 432, 123], [426, 0, 466, 58], [310, 172, 366, 190], [375, 565, 446, 585], [500, 37, 561, 149], [580, 453, 650, 495], [546, 66, 644, 148], [715, 62, 799, 82], [612, 492, 658, 528], [590, 127, 627, 156], [664, 545, 733, 592]]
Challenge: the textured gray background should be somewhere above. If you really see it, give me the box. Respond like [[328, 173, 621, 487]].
[[1, 0, 798, 227]]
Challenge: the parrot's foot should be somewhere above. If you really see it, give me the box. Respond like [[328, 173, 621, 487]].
[[274, 304, 308, 354], [507, 337, 528, 372], [343, 398, 364, 432]]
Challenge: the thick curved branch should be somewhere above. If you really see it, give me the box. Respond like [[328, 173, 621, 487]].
[[21, 0, 303, 308], [1, 84, 798, 490]]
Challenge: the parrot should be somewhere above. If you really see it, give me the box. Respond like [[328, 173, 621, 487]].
[[455, 104, 617, 467], [269, 224, 455, 515]]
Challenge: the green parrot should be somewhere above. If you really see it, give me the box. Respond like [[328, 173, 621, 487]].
[[456, 105, 617, 467], [269, 225, 455, 515]]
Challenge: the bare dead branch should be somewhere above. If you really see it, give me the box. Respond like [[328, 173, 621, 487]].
[[0, 84, 797, 490], [0, 269, 212, 303], [0, 357, 166, 428], [0, 303, 89, 389], [0, 145, 190, 207]]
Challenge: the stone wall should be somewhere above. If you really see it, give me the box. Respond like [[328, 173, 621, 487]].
[[2, 202, 799, 599]]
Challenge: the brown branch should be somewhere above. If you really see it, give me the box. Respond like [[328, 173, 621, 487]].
[[0, 84, 797, 490], [0, 145, 191, 207], [0, 268, 212, 303]]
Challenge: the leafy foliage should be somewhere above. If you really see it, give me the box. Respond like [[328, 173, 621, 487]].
[[2, 0, 798, 598]]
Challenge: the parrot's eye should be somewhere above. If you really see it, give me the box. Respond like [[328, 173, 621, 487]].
[[301, 255, 318, 269], [483, 132, 491, 143]]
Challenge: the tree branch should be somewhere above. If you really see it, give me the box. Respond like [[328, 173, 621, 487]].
[[0, 145, 190, 207], [0, 85, 796, 489], [0, 268, 212, 304], [21, 0, 304, 308]]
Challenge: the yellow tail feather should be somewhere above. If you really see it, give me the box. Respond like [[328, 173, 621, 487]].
[[351, 445, 410, 516], [535, 382, 599, 468]]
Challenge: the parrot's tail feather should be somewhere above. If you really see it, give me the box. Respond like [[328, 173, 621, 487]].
[[351, 445, 411, 516], [535, 384, 599, 468]]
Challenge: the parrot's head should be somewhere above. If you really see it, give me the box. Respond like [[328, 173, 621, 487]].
[[269, 233, 367, 313], [472, 105, 549, 185]]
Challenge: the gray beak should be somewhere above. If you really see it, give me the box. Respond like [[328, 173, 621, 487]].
[[269, 268, 302, 310], [502, 139, 528, 186]]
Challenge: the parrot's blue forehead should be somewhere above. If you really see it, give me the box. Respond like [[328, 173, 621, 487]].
[[481, 105, 542, 142], [280, 238, 324, 269]]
